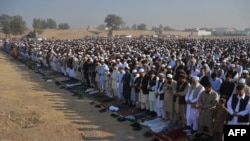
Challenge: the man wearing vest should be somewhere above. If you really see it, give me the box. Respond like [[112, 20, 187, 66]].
[[130, 69, 140, 107], [147, 71, 158, 116], [185, 76, 205, 135], [137, 68, 150, 111], [227, 84, 250, 125], [122, 67, 132, 105], [155, 73, 166, 119], [173, 73, 190, 125]]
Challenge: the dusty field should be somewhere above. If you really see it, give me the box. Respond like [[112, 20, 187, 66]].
[[0, 46, 154, 141]]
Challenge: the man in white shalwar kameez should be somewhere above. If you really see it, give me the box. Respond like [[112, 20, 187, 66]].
[[98, 60, 109, 93], [155, 73, 166, 119], [185, 76, 204, 133], [130, 69, 140, 107], [117, 66, 125, 99], [111, 64, 119, 98]]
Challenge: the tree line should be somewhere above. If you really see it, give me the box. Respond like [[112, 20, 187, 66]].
[[0, 14, 70, 38], [0, 13, 177, 38]]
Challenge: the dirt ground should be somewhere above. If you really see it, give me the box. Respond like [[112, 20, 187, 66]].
[[0, 46, 155, 141]]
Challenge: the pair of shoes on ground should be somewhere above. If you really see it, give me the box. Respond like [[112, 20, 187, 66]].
[[151, 138, 159, 141], [117, 116, 126, 122], [130, 122, 142, 131], [99, 108, 107, 113], [144, 130, 153, 137], [95, 104, 101, 108], [110, 113, 119, 118], [183, 128, 196, 136]]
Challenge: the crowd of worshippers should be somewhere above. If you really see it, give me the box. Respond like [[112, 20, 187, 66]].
[[4, 38, 250, 138]]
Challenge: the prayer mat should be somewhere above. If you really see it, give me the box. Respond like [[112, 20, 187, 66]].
[[154, 127, 187, 141], [68, 85, 87, 92], [100, 100, 123, 109], [99, 97, 116, 103], [183, 133, 213, 141], [43, 72, 63, 79], [117, 106, 141, 117], [57, 79, 81, 88], [54, 76, 71, 82]]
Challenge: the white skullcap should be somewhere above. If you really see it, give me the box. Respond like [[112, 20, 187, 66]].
[[151, 65, 156, 68], [105, 67, 109, 71], [132, 69, 137, 73], [242, 70, 249, 74], [167, 65, 172, 69], [158, 73, 165, 78], [216, 63, 220, 66], [161, 64, 166, 67], [239, 78, 246, 84], [230, 64, 235, 67], [166, 74, 173, 79], [192, 76, 200, 81], [139, 68, 145, 73]]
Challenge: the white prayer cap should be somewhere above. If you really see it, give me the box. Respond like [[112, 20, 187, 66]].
[[192, 76, 200, 81], [166, 74, 173, 79], [100, 59, 105, 62], [151, 65, 156, 68], [230, 64, 235, 68], [239, 78, 246, 84], [132, 69, 137, 73], [216, 63, 220, 66], [161, 64, 166, 67], [167, 65, 172, 69], [139, 68, 145, 73], [242, 70, 249, 74], [118, 65, 123, 68], [158, 73, 165, 78]]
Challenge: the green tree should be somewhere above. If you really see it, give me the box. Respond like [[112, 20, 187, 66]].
[[163, 26, 174, 31], [9, 15, 27, 35], [58, 23, 70, 29], [2, 21, 11, 38], [104, 14, 124, 30], [33, 18, 42, 29], [132, 24, 137, 30], [0, 14, 12, 38], [46, 18, 57, 29], [159, 24, 163, 31], [137, 24, 147, 30], [0, 14, 12, 27]]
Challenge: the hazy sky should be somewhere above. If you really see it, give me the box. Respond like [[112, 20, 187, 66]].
[[0, 0, 249, 30]]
